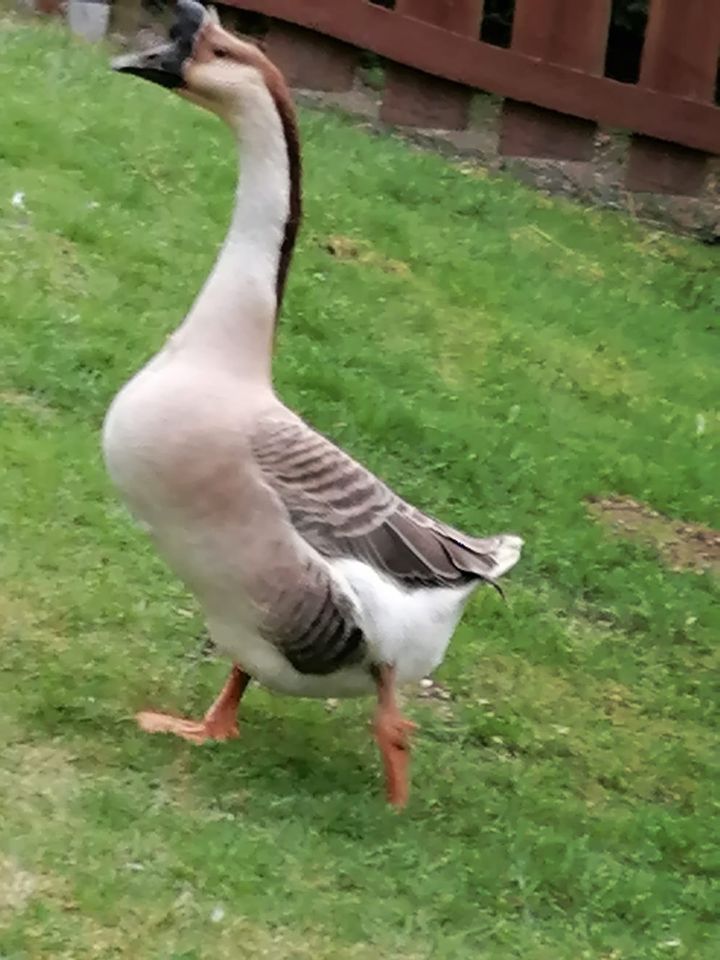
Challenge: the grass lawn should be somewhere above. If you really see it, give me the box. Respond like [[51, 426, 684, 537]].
[[1, 15, 719, 960]]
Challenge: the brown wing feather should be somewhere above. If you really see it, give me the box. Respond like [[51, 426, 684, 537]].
[[252, 412, 505, 589], [259, 554, 367, 675]]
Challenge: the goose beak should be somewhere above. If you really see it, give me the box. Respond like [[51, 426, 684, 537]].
[[111, 44, 186, 89], [111, 0, 206, 89]]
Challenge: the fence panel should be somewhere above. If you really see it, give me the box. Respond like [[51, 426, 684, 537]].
[[264, 3, 358, 91], [627, 0, 720, 194], [500, 0, 612, 161], [381, 0, 485, 129], [230, 0, 720, 156]]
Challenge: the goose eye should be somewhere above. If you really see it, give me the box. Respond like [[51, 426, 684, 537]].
[[214, 48, 228, 59]]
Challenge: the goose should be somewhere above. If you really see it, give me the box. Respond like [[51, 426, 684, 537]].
[[105, 0, 523, 808]]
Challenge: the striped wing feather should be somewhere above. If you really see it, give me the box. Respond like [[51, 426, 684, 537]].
[[257, 552, 366, 676], [252, 413, 504, 589]]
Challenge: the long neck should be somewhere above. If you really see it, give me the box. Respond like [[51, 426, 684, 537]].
[[175, 81, 301, 382]]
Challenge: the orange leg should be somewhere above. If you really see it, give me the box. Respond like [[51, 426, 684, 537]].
[[136, 665, 251, 745], [373, 664, 417, 809]]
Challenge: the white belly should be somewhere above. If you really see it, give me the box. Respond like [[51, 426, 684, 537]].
[[204, 558, 475, 700], [209, 618, 377, 698]]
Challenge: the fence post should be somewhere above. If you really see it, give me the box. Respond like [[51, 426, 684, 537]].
[[381, 0, 485, 130], [499, 0, 611, 160], [264, 20, 357, 92], [34, 0, 63, 14], [626, 0, 720, 195]]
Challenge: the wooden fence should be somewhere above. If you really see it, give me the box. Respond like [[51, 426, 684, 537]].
[[229, 0, 720, 197]]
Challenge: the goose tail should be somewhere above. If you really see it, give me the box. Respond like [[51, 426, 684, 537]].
[[484, 534, 524, 578], [440, 531, 524, 595]]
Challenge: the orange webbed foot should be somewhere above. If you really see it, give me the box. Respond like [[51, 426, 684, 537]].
[[136, 665, 249, 746], [136, 710, 239, 744]]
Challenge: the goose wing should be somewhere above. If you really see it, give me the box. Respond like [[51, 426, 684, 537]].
[[256, 550, 367, 676], [251, 412, 521, 589]]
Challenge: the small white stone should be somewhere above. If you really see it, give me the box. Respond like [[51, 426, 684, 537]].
[[125, 862, 144, 872], [11, 191, 25, 209], [695, 414, 706, 436], [210, 905, 225, 923], [659, 939, 681, 949], [420, 678, 434, 689]]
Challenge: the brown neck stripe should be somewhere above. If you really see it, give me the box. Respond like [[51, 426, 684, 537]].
[[264, 70, 302, 315]]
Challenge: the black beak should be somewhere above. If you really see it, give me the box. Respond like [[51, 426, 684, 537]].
[[111, 0, 206, 89], [111, 43, 186, 89]]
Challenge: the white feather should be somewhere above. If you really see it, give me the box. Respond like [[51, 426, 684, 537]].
[[205, 557, 478, 699], [333, 558, 476, 683], [487, 534, 523, 578]]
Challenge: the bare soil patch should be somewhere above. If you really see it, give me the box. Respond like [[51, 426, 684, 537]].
[[587, 495, 720, 575], [323, 234, 410, 275]]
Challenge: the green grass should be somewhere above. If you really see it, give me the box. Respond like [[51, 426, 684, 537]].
[[1, 17, 719, 960]]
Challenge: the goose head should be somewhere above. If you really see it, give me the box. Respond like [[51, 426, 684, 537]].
[[112, 0, 302, 311], [111, 0, 286, 126]]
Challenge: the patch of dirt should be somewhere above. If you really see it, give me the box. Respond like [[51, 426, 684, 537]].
[[0, 856, 39, 913], [327, 678, 454, 718], [0, 741, 80, 816], [416, 677, 453, 702], [587, 495, 720, 576], [323, 234, 411, 276], [0, 389, 56, 419], [410, 677, 454, 721]]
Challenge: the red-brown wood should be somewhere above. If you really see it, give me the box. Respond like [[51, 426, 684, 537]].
[[500, 103, 598, 161], [381, 0, 484, 129], [511, 0, 611, 72], [35, 0, 62, 13], [381, 64, 475, 129], [264, 19, 357, 92], [229, 0, 720, 156], [640, 0, 720, 100], [627, 0, 720, 195], [626, 136, 710, 194], [395, 0, 484, 35], [500, 0, 611, 161]]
